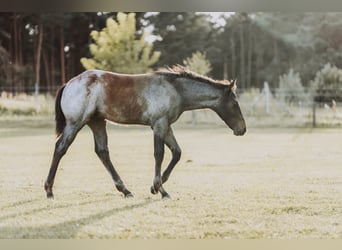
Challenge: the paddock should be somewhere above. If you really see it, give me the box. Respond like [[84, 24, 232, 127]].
[[0, 119, 341, 238]]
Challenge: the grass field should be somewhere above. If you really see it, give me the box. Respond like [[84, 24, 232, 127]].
[[0, 117, 342, 239]]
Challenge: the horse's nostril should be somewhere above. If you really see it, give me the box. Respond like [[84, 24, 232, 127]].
[[234, 126, 246, 136]]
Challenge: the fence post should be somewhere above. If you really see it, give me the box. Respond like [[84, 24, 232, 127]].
[[312, 101, 316, 128], [264, 81, 270, 114]]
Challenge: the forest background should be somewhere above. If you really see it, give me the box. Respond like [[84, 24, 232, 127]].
[[1, 12, 342, 94]]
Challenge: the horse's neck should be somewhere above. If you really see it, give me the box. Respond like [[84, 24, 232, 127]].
[[176, 78, 221, 111]]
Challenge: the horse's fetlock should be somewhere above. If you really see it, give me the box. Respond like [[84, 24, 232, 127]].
[[115, 180, 127, 192], [153, 178, 162, 190], [44, 181, 54, 198]]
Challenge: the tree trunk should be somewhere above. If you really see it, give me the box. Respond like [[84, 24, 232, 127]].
[[9, 16, 14, 96], [12, 13, 18, 95], [18, 16, 24, 92], [223, 56, 228, 80], [51, 27, 55, 89], [230, 37, 236, 79], [13, 13, 19, 64], [60, 27, 66, 84], [42, 49, 51, 93], [35, 24, 43, 95], [273, 38, 279, 85], [255, 47, 262, 88], [239, 23, 245, 89], [247, 22, 252, 89]]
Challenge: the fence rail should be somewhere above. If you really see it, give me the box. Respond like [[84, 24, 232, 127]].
[[1, 84, 342, 128], [0, 85, 61, 96]]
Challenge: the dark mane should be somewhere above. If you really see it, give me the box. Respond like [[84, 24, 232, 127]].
[[155, 65, 230, 88]]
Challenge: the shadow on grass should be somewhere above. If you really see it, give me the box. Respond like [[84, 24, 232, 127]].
[[0, 198, 42, 210], [0, 196, 116, 221], [0, 197, 159, 238]]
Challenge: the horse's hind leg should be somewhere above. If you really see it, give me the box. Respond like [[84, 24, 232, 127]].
[[44, 123, 82, 198], [88, 117, 133, 198]]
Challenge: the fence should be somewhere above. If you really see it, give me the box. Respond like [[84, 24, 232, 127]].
[[0, 85, 60, 96], [238, 82, 342, 128], [182, 82, 342, 128], [1, 84, 342, 128]]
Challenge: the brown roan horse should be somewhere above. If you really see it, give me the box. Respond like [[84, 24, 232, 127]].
[[44, 65, 246, 199]]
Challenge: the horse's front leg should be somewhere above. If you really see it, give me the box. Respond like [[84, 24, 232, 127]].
[[88, 117, 133, 198], [161, 128, 181, 184], [151, 119, 170, 199]]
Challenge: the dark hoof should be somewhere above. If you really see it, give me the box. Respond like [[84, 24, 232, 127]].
[[124, 192, 134, 198], [162, 193, 171, 199], [150, 186, 158, 195], [46, 192, 54, 199]]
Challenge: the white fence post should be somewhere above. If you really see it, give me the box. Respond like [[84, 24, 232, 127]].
[[264, 81, 270, 114]]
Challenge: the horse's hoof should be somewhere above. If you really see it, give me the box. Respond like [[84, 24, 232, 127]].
[[150, 186, 158, 195], [46, 192, 54, 199], [162, 193, 171, 199], [124, 192, 134, 198]]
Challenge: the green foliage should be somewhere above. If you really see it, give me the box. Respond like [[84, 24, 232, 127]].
[[0, 46, 10, 87], [4, 12, 342, 95], [276, 69, 307, 104], [311, 63, 342, 102], [147, 13, 219, 70], [183, 51, 212, 76], [81, 12, 160, 74], [311, 63, 342, 90], [253, 13, 342, 87]]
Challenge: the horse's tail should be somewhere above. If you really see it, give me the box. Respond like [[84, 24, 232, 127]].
[[55, 85, 66, 138]]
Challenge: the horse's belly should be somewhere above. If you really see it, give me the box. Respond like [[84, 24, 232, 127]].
[[103, 104, 148, 125]]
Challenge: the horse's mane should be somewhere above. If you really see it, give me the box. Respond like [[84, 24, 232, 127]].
[[155, 65, 231, 88]]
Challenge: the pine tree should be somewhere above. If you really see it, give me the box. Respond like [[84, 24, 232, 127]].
[[183, 51, 212, 76], [81, 12, 160, 74]]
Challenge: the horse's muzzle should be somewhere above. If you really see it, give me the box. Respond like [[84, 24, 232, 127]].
[[234, 126, 246, 136]]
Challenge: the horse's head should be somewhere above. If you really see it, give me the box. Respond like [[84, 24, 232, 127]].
[[215, 80, 246, 136]]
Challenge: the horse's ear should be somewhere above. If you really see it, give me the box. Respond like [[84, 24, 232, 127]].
[[224, 79, 237, 93], [228, 79, 237, 92]]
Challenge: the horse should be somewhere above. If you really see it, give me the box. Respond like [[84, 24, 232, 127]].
[[44, 65, 246, 199]]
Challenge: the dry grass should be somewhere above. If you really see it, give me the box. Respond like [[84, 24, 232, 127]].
[[0, 120, 342, 239], [0, 93, 54, 116]]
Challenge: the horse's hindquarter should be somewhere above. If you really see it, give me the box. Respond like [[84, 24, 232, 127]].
[[60, 71, 102, 123]]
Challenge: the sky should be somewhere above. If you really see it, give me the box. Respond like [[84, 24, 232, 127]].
[[197, 12, 234, 27], [144, 12, 234, 43]]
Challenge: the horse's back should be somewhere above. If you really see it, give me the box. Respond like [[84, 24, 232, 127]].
[[60, 70, 182, 126]]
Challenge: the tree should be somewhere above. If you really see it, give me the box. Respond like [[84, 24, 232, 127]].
[[183, 51, 212, 76], [311, 63, 342, 103], [276, 68, 306, 104], [183, 51, 212, 125], [252, 13, 342, 87], [147, 13, 220, 73], [81, 12, 160, 74]]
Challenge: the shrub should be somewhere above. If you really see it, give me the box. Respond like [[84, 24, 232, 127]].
[[276, 68, 307, 104], [311, 63, 342, 103]]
